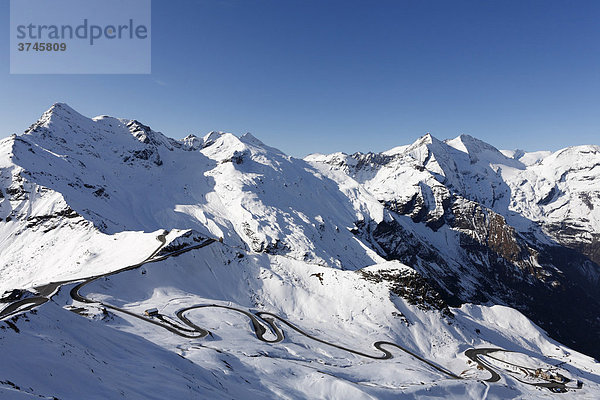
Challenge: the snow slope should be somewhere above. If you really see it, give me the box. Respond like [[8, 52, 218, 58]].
[[0, 103, 388, 293], [3, 239, 599, 399]]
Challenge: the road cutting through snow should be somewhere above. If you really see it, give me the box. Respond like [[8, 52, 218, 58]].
[[1, 232, 583, 393]]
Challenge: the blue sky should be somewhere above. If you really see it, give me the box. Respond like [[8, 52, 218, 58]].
[[1, 0, 599, 156]]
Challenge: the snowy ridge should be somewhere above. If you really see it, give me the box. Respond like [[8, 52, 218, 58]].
[[1, 103, 390, 285]]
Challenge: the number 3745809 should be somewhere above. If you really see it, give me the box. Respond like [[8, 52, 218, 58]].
[[17, 42, 67, 51]]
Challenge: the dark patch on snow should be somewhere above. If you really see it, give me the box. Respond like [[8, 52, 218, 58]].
[[359, 268, 453, 318]]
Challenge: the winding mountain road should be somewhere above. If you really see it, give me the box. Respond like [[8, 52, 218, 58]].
[[0, 234, 170, 320], [176, 305, 461, 379], [0, 232, 582, 393], [466, 348, 577, 392]]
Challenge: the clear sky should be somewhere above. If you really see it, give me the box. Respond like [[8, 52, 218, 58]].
[[1, 0, 599, 157]]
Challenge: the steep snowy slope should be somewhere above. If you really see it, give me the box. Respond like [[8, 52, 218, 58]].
[[0, 128, 169, 290], [500, 145, 600, 260], [1, 104, 599, 399], [0, 103, 389, 292]]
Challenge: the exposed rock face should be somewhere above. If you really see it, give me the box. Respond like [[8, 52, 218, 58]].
[[157, 230, 208, 256], [366, 202, 600, 358], [359, 267, 453, 319]]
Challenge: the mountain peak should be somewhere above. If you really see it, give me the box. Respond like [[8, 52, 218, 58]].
[[49, 102, 77, 114], [201, 131, 227, 147], [23, 102, 90, 139], [420, 132, 436, 143], [445, 134, 512, 160], [403, 132, 446, 157], [36, 102, 85, 126], [239, 132, 266, 147], [47, 102, 88, 120], [406, 132, 443, 150]]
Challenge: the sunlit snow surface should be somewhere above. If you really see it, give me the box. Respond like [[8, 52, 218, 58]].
[[2, 242, 599, 399]]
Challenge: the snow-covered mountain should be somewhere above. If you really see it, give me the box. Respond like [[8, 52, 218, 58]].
[[1, 104, 599, 399], [307, 132, 600, 360]]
